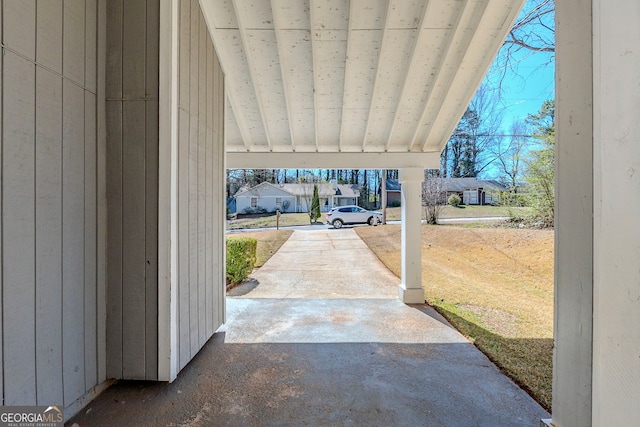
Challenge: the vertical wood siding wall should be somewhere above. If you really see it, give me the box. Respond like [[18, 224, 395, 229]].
[[175, 0, 225, 372], [106, 0, 160, 381], [1, 0, 106, 409]]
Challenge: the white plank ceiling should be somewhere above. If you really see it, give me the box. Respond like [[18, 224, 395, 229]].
[[200, 0, 524, 167]]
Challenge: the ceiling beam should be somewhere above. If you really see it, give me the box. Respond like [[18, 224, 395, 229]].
[[385, 0, 431, 150], [425, 2, 524, 152], [338, 0, 355, 151], [227, 151, 441, 169], [309, 0, 320, 151], [416, 0, 491, 152], [361, 0, 393, 151], [200, 1, 263, 150], [271, 0, 297, 151], [224, 99, 252, 151], [231, 0, 273, 150]]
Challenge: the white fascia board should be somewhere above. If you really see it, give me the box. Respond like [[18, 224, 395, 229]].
[[227, 152, 440, 169]]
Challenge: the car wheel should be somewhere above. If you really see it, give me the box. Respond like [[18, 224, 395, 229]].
[[368, 217, 374, 225], [333, 219, 343, 229]]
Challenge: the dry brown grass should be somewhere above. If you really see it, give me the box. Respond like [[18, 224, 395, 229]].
[[230, 229, 294, 267], [356, 224, 554, 410]]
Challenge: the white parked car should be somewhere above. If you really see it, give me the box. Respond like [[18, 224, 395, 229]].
[[326, 205, 382, 229]]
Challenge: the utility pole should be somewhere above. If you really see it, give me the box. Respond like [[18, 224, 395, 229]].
[[381, 169, 387, 224]]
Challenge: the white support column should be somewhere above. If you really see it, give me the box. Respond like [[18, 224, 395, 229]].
[[554, 1, 640, 426], [591, 1, 640, 425], [398, 168, 425, 304], [553, 1, 593, 425]]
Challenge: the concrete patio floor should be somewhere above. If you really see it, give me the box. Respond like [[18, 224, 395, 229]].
[[68, 229, 548, 426]]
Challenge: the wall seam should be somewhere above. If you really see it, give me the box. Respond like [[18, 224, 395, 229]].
[[0, 0, 5, 405], [60, 0, 66, 403], [143, 0, 148, 380], [82, 0, 88, 394], [94, 0, 100, 386], [33, 0, 38, 404], [119, 0, 124, 380]]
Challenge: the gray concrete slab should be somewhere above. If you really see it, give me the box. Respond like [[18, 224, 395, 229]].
[[69, 229, 549, 426], [235, 229, 399, 299]]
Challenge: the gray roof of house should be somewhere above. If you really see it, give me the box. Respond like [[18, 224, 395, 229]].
[[441, 178, 506, 192], [235, 182, 362, 198], [278, 183, 360, 198], [385, 179, 402, 192], [335, 184, 360, 198]]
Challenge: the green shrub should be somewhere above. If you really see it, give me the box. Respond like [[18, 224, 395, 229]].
[[448, 193, 462, 207], [388, 199, 401, 208], [226, 236, 257, 284]]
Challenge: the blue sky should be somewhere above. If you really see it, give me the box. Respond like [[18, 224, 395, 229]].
[[480, 0, 555, 131], [487, 51, 555, 130]]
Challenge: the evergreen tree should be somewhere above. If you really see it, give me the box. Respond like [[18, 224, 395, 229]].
[[524, 100, 555, 226], [309, 184, 321, 224]]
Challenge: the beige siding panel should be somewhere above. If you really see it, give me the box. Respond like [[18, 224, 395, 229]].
[[146, 0, 160, 98], [168, 0, 226, 377], [36, 0, 63, 73], [62, 80, 86, 404], [188, 0, 200, 355], [196, 13, 206, 346], [105, 0, 123, 99], [205, 39, 214, 337], [121, 101, 147, 379], [85, 0, 98, 92], [3, 52, 36, 405], [96, 0, 108, 385], [84, 91, 98, 389], [197, 123, 206, 347], [0, 4, 4, 401], [3, 0, 35, 60], [188, 113, 198, 355], [198, 13, 207, 124], [63, 0, 86, 86], [178, 0, 190, 109], [105, 100, 123, 378], [122, 0, 146, 98], [35, 68, 64, 405], [178, 108, 191, 369], [145, 101, 159, 380], [205, 126, 214, 337], [189, 0, 199, 115], [212, 52, 224, 328]]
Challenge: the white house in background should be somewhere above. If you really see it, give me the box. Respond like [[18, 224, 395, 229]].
[[440, 178, 506, 205], [235, 181, 360, 213], [234, 182, 297, 213]]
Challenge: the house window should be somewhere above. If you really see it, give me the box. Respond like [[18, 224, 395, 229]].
[[251, 197, 257, 208], [276, 197, 282, 208]]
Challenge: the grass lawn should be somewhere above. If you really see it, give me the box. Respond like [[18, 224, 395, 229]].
[[228, 229, 293, 267], [355, 224, 554, 410], [227, 212, 327, 230], [384, 205, 532, 221], [226, 206, 531, 229]]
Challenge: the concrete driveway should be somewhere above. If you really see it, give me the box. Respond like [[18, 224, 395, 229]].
[[69, 229, 548, 426]]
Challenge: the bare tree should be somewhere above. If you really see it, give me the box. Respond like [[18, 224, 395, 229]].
[[493, 0, 555, 89], [422, 172, 445, 225], [504, 0, 554, 53], [495, 119, 529, 192], [297, 172, 321, 213], [442, 84, 502, 177]]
